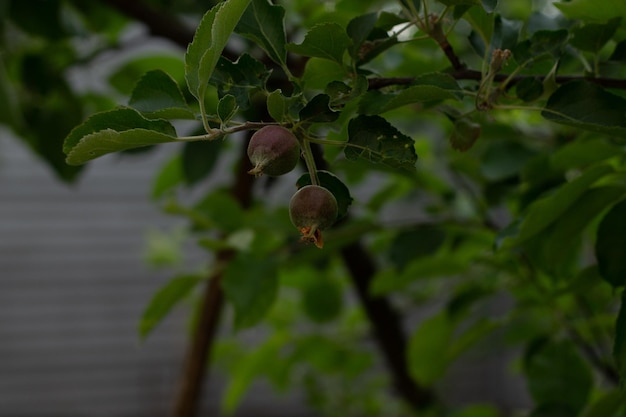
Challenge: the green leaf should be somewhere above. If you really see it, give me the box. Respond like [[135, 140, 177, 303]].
[[517, 163, 614, 242], [302, 277, 343, 324], [555, 0, 626, 23], [450, 118, 482, 152], [358, 73, 463, 115], [528, 404, 577, 417], [596, 198, 626, 287], [217, 94, 238, 124], [512, 29, 569, 63], [210, 53, 270, 109], [407, 313, 454, 385], [139, 274, 202, 339], [526, 186, 626, 277], [302, 58, 349, 90], [346, 12, 378, 60], [296, 170, 353, 220], [194, 190, 245, 233], [286, 23, 350, 63], [63, 107, 177, 165], [109, 54, 185, 95], [185, 0, 251, 104], [222, 255, 279, 329], [437, 0, 479, 6], [481, 141, 535, 180], [543, 81, 626, 136], [236, 0, 287, 67], [571, 17, 621, 52], [267, 89, 290, 122], [481, 0, 498, 13], [525, 340, 593, 414], [582, 389, 626, 417], [128, 70, 195, 119], [346, 115, 417, 171], [182, 139, 224, 186], [616, 291, 626, 386], [298, 94, 339, 123], [389, 225, 446, 271], [550, 138, 621, 171], [151, 154, 184, 199]]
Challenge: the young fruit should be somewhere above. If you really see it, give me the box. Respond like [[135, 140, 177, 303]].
[[247, 125, 300, 177], [289, 185, 338, 248]]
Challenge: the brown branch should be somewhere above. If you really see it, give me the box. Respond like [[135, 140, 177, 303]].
[[368, 69, 626, 91], [171, 141, 254, 417]]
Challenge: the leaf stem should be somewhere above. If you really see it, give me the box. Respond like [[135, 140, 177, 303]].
[[300, 138, 320, 186]]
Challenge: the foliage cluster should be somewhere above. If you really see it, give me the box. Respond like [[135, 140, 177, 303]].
[[3, 0, 626, 416]]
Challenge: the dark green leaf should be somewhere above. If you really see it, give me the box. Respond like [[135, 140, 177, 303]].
[[526, 340, 593, 413], [512, 29, 569, 63], [389, 225, 446, 271], [236, 0, 287, 66], [614, 294, 626, 380], [358, 73, 463, 115], [571, 17, 621, 52], [129, 70, 195, 119], [185, 0, 250, 104], [63, 107, 177, 165], [482, 0, 498, 13], [286, 23, 351, 63], [210, 54, 270, 109], [596, 198, 626, 287], [517, 163, 614, 241], [194, 191, 245, 233], [516, 76, 544, 102], [437, 0, 479, 6], [266, 89, 303, 122], [299, 94, 339, 123], [582, 389, 626, 417], [182, 139, 224, 186], [302, 277, 343, 323], [450, 118, 482, 152], [217, 94, 238, 124], [346, 13, 378, 60], [139, 274, 202, 339], [9, 0, 65, 39], [481, 141, 535, 180], [222, 255, 279, 329], [407, 313, 453, 385], [346, 115, 417, 171], [610, 40, 626, 61], [543, 81, 626, 136], [527, 186, 626, 277], [296, 170, 353, 220], [528, 404, 577, 417]]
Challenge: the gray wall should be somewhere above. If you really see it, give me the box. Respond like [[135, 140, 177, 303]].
[[0, 134, 313, 417]]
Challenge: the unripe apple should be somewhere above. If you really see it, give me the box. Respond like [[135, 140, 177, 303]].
[[289, 185, 338, 248], [247, 125, 300, 176]]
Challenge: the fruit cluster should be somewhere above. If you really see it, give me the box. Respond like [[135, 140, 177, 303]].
[[247, 126, 338, 248]]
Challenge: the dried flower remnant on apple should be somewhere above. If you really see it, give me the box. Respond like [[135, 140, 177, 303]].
[[289, 185, 338, 249], [247, 125, 300, 177]]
